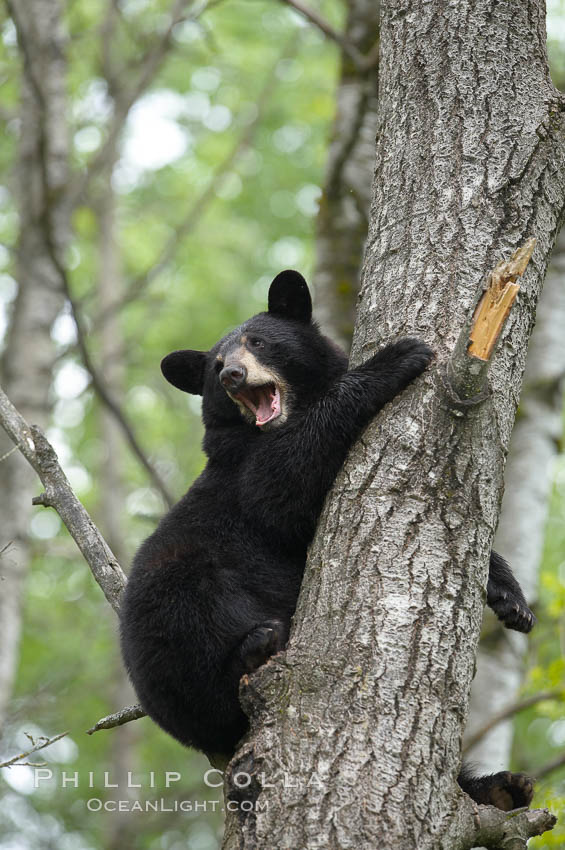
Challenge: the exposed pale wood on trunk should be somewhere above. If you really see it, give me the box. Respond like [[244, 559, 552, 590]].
[[468, 239, 535, 361]]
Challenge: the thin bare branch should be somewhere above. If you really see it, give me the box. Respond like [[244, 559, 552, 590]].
[[0, 730, 68, 769], [68, 0, 205, 208], [276, 0, 376, 72], [61, 269, 175, 507], [463, 690, 563, 754], [92, 40, 291, 327], [0, 386, 127, 611], [535, 750, 565, 781]]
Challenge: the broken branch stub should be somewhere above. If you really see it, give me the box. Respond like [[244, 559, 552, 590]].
[[468, 238, 536, 362], [445, 238, 536, 406]]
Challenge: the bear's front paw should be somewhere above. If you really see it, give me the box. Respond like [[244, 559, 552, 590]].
[[483, 771, 534, 812], [240, 620, 287, 673], [370, 338, 435, 383], [489, 590, 536, 634]]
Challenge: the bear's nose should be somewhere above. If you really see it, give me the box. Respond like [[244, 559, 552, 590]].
[[220, 364, 247, 391]]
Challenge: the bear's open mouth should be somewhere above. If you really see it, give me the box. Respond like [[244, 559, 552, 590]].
[[234, 383, 281, 427]]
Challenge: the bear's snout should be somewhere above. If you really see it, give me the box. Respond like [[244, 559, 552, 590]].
[[220, 363, 247, 391]]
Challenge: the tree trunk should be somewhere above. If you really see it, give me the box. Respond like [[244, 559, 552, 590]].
[[466, 227, 565, 770], [310, 0, 565, 780], [222, 2, 565, 848], [313, 0, 379, 349], [0, 0, 68, 736]]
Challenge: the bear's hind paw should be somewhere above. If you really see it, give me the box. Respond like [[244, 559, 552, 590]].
[[483, 771, 534, 811], [240, 620, 287, 673], [490, 593, 536, 633]]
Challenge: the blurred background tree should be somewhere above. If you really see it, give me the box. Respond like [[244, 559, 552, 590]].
[[0, 1, 563, 848]]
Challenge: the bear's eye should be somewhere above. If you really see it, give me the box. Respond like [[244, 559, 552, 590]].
[[214, 360, 223, 373], [249, 337, 264, 349]]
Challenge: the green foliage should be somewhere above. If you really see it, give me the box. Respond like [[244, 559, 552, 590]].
[[514, 473, 565, 849], [1, 0, 565, 847], [0, 1, 342, 846]]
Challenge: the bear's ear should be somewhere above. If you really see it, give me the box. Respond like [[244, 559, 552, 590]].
[[161, 349, 207, 395], [268, 270, 312, 323]]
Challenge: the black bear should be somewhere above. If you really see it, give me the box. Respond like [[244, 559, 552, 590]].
[[120, 270, 534, 809]]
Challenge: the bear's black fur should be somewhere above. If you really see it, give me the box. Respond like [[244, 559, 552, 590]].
[[120, 271, 534, 808]]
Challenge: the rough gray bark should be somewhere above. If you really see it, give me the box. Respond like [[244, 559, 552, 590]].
[[312, 0, 379, 348], [310, 0, 565, 781], [0, 0, 68, 736], [466, 227, 565, 770], [222, 2, 565, 848]]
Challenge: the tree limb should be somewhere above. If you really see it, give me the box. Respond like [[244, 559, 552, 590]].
[[0, 380, 147, 735], [0, 386, 127, 612], [86, 704, 146, 735], [467, 802, 556, 850]]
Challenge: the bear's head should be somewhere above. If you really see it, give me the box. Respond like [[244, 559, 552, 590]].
[[161, 270, 347, 430]]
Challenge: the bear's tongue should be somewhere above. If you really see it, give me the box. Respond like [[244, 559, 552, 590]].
[[236, 384, 280, 427]]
